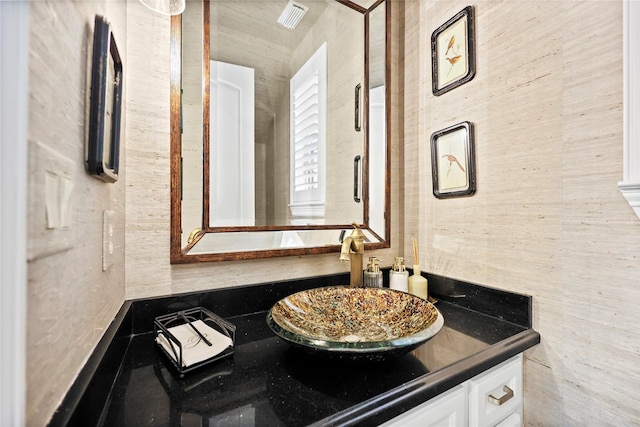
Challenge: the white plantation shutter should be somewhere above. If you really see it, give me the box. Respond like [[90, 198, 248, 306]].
[[290, 43, 327, 215], [293, 73, 319, 194]]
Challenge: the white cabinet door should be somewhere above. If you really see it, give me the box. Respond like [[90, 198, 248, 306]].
[[468, 354, 523, 427], [380, 384, 468, 427]]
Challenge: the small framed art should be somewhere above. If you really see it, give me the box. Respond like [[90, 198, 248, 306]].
[[431, 6, 475, 96], [430, 121, 476, 198], [86, 15, 123, 183]]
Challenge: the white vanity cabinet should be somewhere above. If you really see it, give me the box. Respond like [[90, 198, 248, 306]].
[[381, 354, 523, 427], [380, 383, 468, 427]]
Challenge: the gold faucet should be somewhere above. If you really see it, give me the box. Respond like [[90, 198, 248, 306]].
[[340, 223, 365, 287]]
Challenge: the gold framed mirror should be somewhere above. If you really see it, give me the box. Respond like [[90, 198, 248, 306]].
[[170, 0, 390, 263]]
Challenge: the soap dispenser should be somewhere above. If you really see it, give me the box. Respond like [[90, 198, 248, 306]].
[[408, 237, 428, 300], [363, 257, 383, 288], [389, 257, 409, 292]]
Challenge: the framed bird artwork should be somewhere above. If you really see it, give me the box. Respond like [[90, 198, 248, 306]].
[[430, 121, 476, 198], [431, 6, 475, 96]]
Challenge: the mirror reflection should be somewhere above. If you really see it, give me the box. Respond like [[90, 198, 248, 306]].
[[210, 0, 363, 228], [171, 0, 389, 262]]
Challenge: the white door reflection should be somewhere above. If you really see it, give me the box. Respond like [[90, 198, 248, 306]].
[[210, 60, 256, 227]]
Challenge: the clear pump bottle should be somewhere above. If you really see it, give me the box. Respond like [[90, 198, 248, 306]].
[[363, 257, 383, 288], [389, 257, 409, 292]]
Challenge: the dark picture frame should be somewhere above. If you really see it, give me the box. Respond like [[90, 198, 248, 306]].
[[430, 121, 476, 198], [86, 15, 123, 183], [431, 6, 475, 96]]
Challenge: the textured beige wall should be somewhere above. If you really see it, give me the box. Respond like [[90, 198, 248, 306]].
[[404, 0, 640, 424], [317, 4, 364, 225], [125, 2, 402, 299], [26, 1, 127, 425], [34, 0, 640, 425]]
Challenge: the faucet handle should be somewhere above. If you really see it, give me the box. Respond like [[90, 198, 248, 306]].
[[349, 222, 365, 240]]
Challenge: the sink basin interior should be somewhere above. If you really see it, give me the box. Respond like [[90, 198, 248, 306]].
[[267, 286, 444, 358]]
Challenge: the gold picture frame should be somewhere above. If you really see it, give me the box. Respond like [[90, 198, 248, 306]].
[[430, 121, 476, 198], [431, 6, 475, 96]]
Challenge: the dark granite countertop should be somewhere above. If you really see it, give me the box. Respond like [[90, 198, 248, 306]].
[[52, 273, 540, 427]]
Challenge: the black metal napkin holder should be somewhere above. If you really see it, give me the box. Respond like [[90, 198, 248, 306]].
[[154, 306, 236, 376]]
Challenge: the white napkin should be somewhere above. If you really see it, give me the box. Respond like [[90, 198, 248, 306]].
[[156, 319, 233, 367]]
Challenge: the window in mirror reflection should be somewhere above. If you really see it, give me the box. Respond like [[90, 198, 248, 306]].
[[290, 42, 327, 225]]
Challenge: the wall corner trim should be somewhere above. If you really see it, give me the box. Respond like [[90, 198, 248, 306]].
[[621, 0, 640, 220], [618, 181, 640, 219]]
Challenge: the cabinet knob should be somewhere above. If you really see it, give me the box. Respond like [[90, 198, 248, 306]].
[[488, 385, 514, 406]]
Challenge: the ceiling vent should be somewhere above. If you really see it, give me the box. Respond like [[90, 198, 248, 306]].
[[277, 0, 308, 30]]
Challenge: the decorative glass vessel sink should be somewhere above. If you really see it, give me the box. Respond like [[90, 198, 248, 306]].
[[266, 286, 444, 360]]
